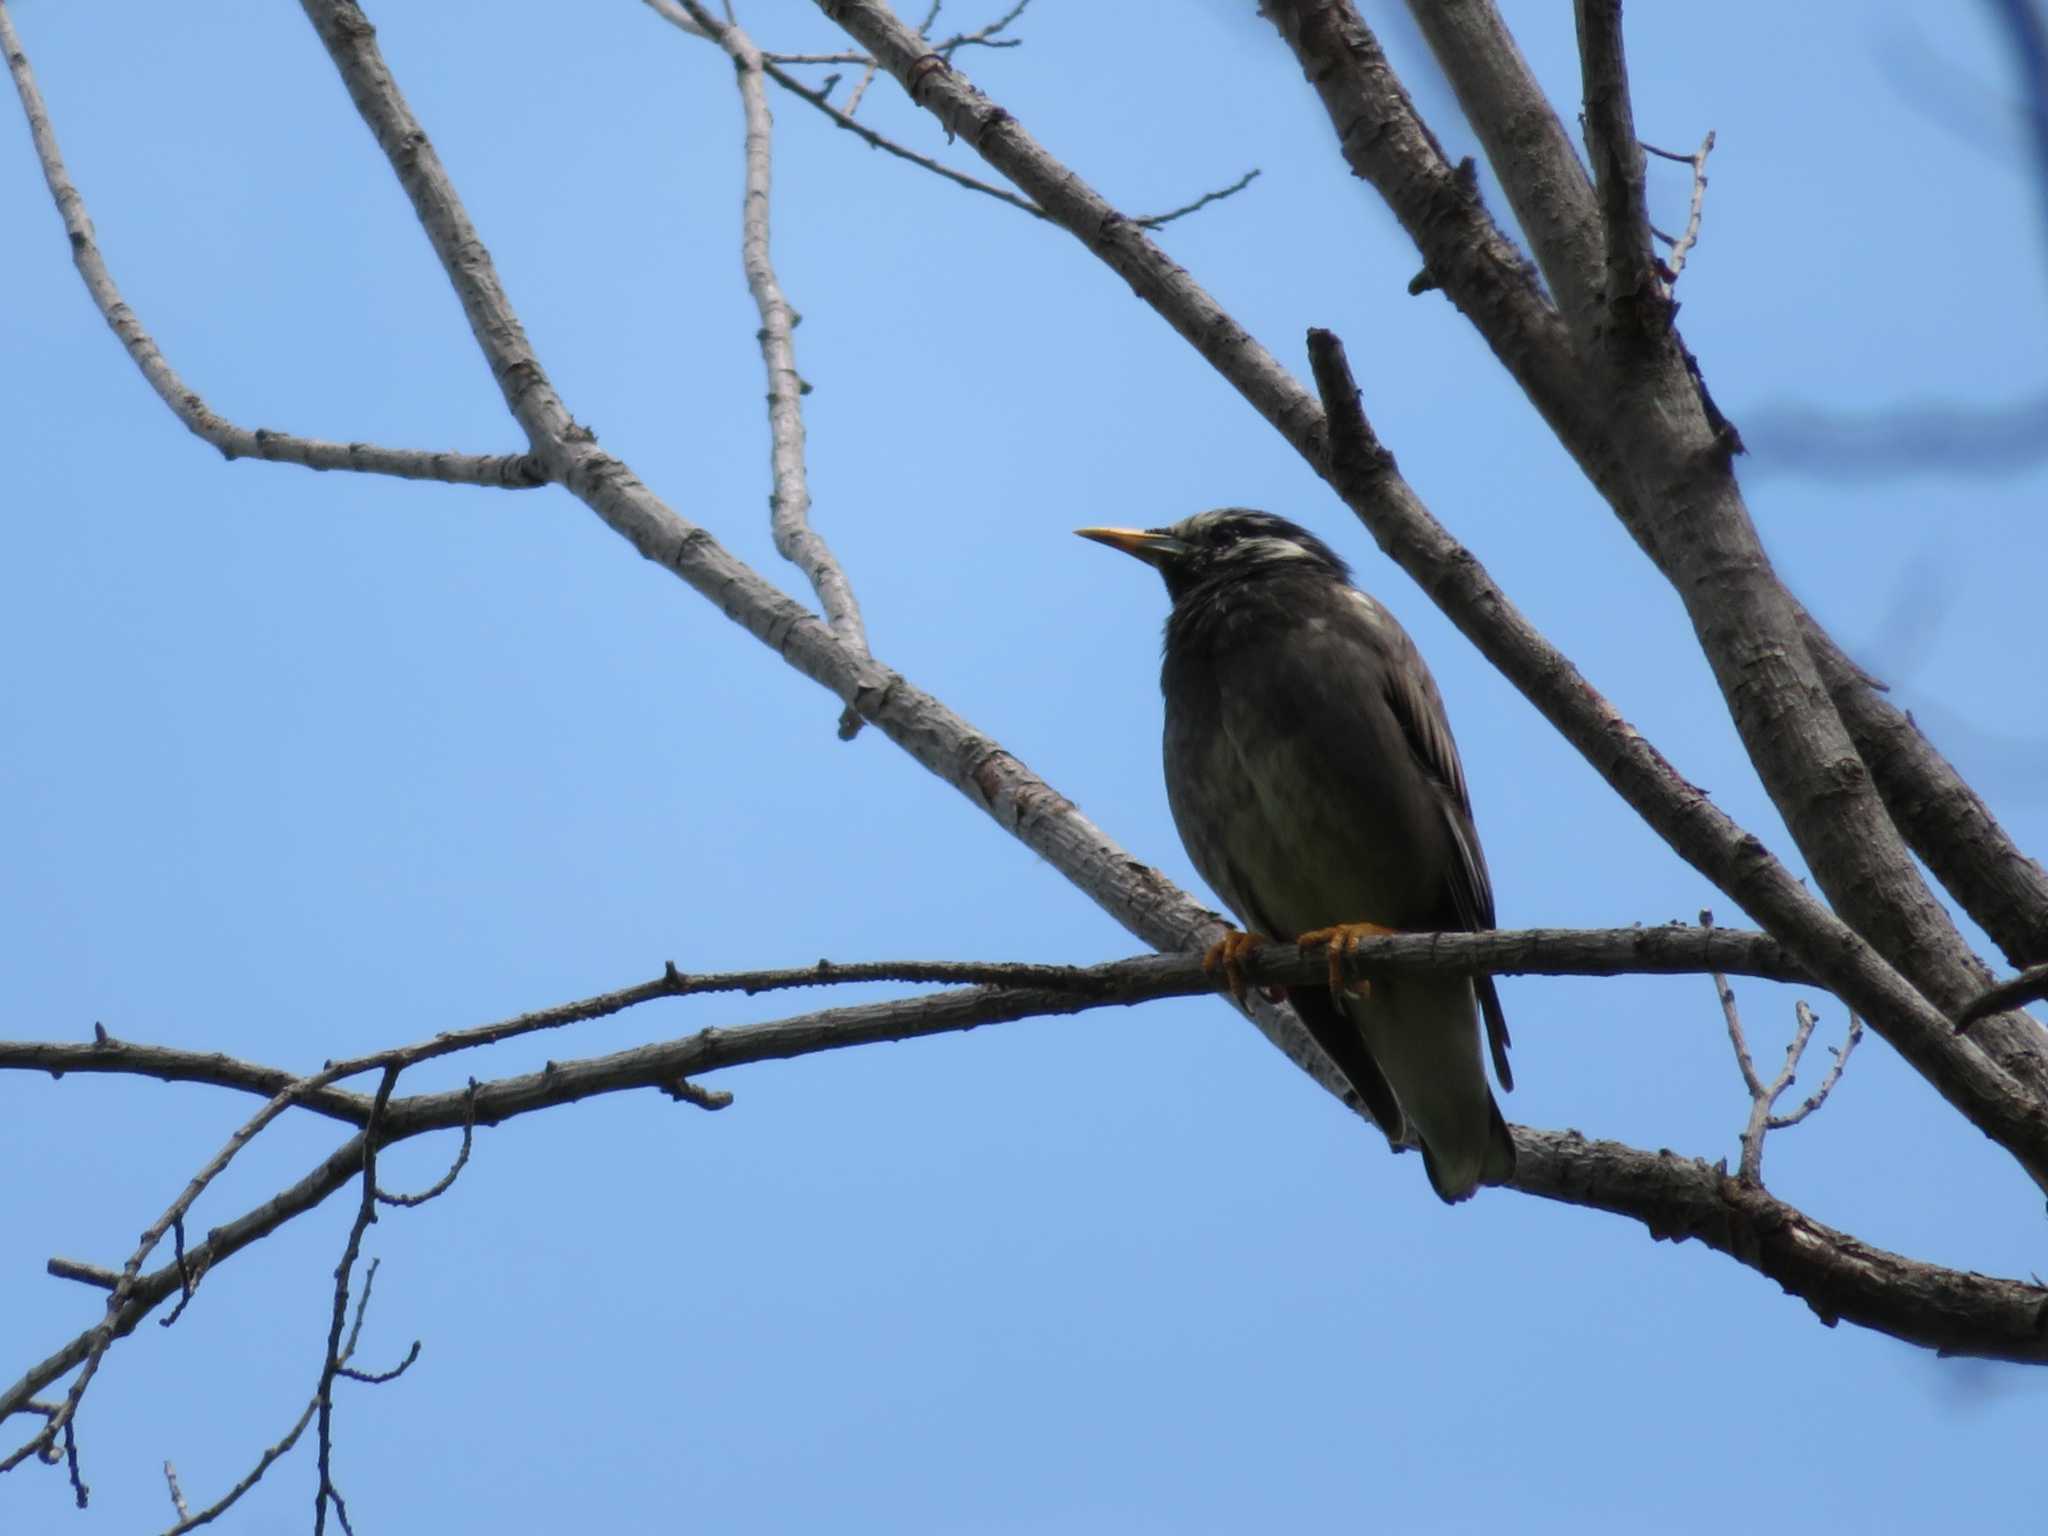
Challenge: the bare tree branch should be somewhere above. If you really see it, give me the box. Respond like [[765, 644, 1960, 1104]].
[[0, 1025, 405, 1474], [1962, 963, 2048, 1026], [1769, 1007, 1862, 1131], [679, 1, 874, 738], [3, 924, 1812, 1132], [1643, 130, 1714, 282], [1714, 978, 1856, 1186], [314, 1072, 399, 1535], [644, 0, 1050, 221], [0, 4, 546, 491], [5, 963, 2042, 1400], [1804, 614, 2048, 970], [1398, 0, 1605, 333], [161, 1394, 318, 1535], [933, 0, 1033, 59], [1132, 168, 1263, 230], [1574, 0, 1668, 347], [1512, 1129, 2048, 1362]]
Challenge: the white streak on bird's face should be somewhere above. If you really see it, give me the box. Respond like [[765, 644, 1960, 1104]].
[[1153, 510, 1353, 601], [1231, 535, 1325, 568]]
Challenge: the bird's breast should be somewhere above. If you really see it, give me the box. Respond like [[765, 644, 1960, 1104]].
[[1161, 615, 1452, 937]]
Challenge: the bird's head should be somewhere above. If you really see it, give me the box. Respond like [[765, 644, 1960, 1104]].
[[1075, 508, 1350, 603]]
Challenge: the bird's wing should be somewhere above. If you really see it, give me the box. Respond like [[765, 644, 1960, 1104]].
[[1364, 597, 1515, 1092]]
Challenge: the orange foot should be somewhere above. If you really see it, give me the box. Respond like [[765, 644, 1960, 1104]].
[[1297, 921, 1397, 1005], [1203, 929, 1272, 1007]]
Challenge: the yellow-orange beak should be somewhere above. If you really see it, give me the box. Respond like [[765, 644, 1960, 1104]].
[[1074, 526, 1186, 568]]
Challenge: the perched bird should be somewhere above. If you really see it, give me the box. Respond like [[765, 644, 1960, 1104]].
[[1078, 509, 1514, 1202]]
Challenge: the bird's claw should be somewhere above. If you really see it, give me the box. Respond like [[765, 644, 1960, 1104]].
[[1203, 929, 1271, 1007], [1297, 921, 1397, 1005]]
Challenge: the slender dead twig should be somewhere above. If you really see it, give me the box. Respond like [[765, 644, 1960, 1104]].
[[643, 0, 1045, 218], [1644, 130, 1714, 281], [0, 4, 544, 491], [842, 57, 881, 114], [1768, 1005, 1864, 1131], [934, 0, 1033, 58], [1708, 914, 1864, 1184], [163, 1461, 189, 1524], [1133, 168, 1263, 229], [161, 1392, 318, 1535], [681, 1, 874, 738], [375, 1080, 477, 1208], [158, 1258, 395, 1535], [314, 1069, 398, 1536], [0, 1038, 403, 1476]]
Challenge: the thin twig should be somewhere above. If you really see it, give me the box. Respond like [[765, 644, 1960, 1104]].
[[158, 1216, 203, 1328], [935, 0, 1033, 58], [642, 3, 1046, 217], [60, 1414, 84, 1507], [1643, 130, 1714, 281], [1769, 1010, 1864, 1130], [842, 57, 880, 114], [664, 1076, 736, 1109], [163, 1461, 189, 1523], [1133, 168, 1263, 229], [0, 4, 546, 492], [161, 1394, 318, 1535], [314, 1068, 399, 1536], [2, 1041, 405, 1475], [1708, 908, 1861, 1183], [682, 1, 875, 739], [375, 1080, 477, 1208]]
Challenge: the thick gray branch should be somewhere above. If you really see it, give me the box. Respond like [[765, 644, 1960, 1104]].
[[1572, 0, 1667, 349], [1401, 0, 1604, 333], [1514, 1129, 2048, 1362], [1804, 617, 2048, 970]]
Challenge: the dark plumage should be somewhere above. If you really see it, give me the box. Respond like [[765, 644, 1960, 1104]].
[[1078, 509, 1514, 1202]]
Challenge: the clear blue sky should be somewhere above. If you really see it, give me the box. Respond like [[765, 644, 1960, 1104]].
[[4, 1, 2046, 1530]]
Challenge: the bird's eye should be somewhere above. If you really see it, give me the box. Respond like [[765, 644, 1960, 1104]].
[[1211, 526, 1242, 549]]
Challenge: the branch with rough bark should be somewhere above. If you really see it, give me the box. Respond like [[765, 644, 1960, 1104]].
[[4, 930, 2042, 1404]]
